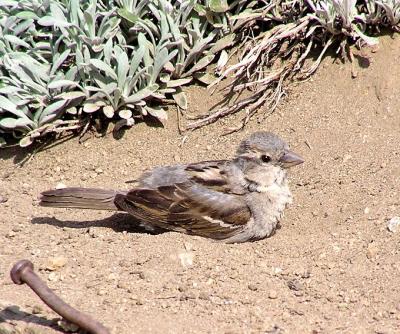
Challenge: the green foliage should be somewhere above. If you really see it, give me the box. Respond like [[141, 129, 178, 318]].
[[0, 0, 235, 146]]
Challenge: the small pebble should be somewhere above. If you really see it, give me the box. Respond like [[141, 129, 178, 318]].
[[287, 279, 303, 291], [0, 195, 8, 204], [366, 243, 379, 259], [58, 319, 79, 332], [48, 272, 58, 282], [387, 217, 400, 233], [135, 299, 144, 305], [55, 182, 66, 189], [268, 290, 278, 299], [107, 273, 119, 281], [117, 281, 128, 290], [6, 231, 16, 238], [12, 225, 22, 232], [97, 289, 107, 296], [32, 305, 43, 314], [199, 291, 210, 300], [248, 284, 258, 291], [45, 256, 67, 271], [87, 227, 100, 238], [178, 251, 194, 268]]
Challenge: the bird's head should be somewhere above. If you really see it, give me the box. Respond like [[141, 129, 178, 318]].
[[236, 131, 304, 170]]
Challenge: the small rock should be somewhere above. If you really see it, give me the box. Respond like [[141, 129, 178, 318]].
[[107, 273, 119, 281], [6, 231, 16, 238], [135, 299, 144, 305], [301, 270, 311, 279], [57, 319, 79, 332], [95, 168, 104, 174], [12, 225, 22, 232], [387, 217, 400, 233], [178, 251, 194, 268], [48, 272, 58, 282], [86, 281, 97, 289], [0, 195, 8, 204], [199, 291, 210, 300], [272, 267, 283, 275], [248, 284, 258, 291], [366, 243, 379, 259], [180, 291, 197, 300], [119, 260, 131, 268], [55, 182, 66, 189], [343, 154, 352, 163], [268, 290, 278, 299], [206, 278, 214, 285], [87, 227, 100, 238], [45, 256, 67, 271], [31, 305, 43, 314], [117, 281, 128, 290], [97, 289, 107, 296], [287, 279, 303, 291], [137, 271, 147, 280]]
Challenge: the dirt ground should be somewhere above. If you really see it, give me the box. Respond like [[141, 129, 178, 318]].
[[1, 34, 400, 334]]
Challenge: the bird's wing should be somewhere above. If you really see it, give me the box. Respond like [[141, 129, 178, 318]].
[[184, 160, 232, 193], [115, 178, 250, 240]]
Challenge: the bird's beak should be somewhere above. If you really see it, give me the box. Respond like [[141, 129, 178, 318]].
[[279, 150, 304, 168]]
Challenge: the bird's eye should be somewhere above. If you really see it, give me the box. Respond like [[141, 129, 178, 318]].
[[261, 155, 271, 163]]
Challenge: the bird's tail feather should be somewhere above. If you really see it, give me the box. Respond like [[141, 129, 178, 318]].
[[39, 187, 120, 210]]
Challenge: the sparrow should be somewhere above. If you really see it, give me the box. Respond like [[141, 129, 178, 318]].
[[39, 132, 304, 243]]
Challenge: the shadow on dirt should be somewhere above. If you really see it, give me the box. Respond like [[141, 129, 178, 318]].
[[0, 304, 57, 330], [31, 212, 167, 236]]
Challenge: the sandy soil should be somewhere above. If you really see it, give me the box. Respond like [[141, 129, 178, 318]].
[[1, 34, 400, 334]]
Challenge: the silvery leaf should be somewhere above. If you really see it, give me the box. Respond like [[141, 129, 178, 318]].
[[38, 100, 68, 125], [19, 135, 33, 147], [103, 105, 114, 118], [124, 84, 159, 104], [90, 58, 118, 80], [83, 103, 101, 113], [146, 106, 168, 125], [48, 80, 80, 90], [172, 88, 188, 109], [118, 109, 132, 120]]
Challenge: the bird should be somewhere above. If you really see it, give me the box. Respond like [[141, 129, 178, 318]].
[[39, 131, 304, 243]]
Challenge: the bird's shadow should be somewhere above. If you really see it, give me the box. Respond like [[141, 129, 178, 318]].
[[31, 212, 167, 235]]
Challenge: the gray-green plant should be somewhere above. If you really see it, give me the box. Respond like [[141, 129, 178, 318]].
[[0, 0, 235, 147]]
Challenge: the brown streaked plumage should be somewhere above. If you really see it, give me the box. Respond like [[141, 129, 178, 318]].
[[39, 132, 304, 243]]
